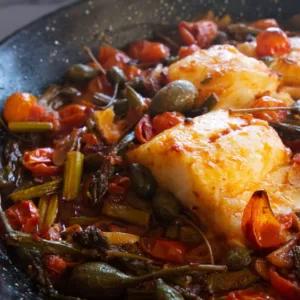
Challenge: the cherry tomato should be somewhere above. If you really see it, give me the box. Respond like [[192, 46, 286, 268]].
[[269, 266, 300, 300], [252, 96, 287, 123], [82, 133, 99, 146], [178, 44, 201, 58], [135, 114, 154, 143], [152, 112, 185, 135], [107, 175, 131, 195], [140, 238, 188, 262], [23, 147, 61, 177], [87, 75, 113, 96], [251, 19, 279, 30], [5, 200, 39, 234], [44, 255, 67, 277], [256, 28, 291, 57], [128, 40, 170, 63], [59, 104, 88, 128], [242, 190, 286, 249], [98, 46, 130, 70], [4, 92, 37, 122], [27, 104, 46, 122], [125, 65, 143, 81], [39, 225, 61, 241], [227, 290, 276, 300], [179, 20, 218, 48]]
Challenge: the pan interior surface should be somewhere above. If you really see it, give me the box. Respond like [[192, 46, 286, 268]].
[[0, 0, 299, 299]]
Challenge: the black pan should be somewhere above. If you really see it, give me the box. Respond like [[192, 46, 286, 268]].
[[0, 0, 300, 299]]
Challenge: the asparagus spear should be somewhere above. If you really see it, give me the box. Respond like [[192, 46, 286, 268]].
[[63, 151, 84, 201], [8, 122, 53, 132], [9, 179, 62, 202]]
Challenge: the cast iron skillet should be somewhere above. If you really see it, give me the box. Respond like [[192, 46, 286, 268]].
[[0, 0, 300, 299]]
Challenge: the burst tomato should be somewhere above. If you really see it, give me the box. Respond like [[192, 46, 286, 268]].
[[5, 200, 39, 234], [252, 96, 287, 123], [179, 20, 218, 48], [140, 238, 188, 262], [128, 40, 170, 63], [242, 190, 286, 249], [152, 112, 185, 135], [23, 147, 61, 177], [251, 19, 279, 30], [256, 28, 291, 57], [178, 44, 201, 58], [135, 114, 154, 143], [59, 104, 88, 128], [227, 290, 276, 300]]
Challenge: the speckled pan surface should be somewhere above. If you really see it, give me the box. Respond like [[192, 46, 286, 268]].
[[0, 0, 299, 299]]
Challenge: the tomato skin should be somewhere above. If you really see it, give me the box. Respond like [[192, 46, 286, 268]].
[[4, 92, 37, 122], [135, 114, 154, 144], [256, 28, 291, 57], [227, 290, 276, 300], [251, 19, 279, 30], [179, 20, 217, 48], [87, 75, 114, 96], [252, 96, 287, 123], [82, 133, 99, 146], [178, 44, 201, 58], [59, 104, 88, 129], [27, 104, 46, 122], [241, 190, 286, 249], [44, 255, 67, 277], [5, 200, 39, 234], [269, 267, 300, 300], [152, 112, 185, 135], [23, 147, 61, 177], [140, 238, 188, 262], [128, 40, 170, 63]]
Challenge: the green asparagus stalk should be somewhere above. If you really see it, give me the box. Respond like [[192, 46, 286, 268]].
[[63, 151, 84, 201], [8, 122, 53, 132], [9, 179, 62, 202], [38, 196, 49, 228], [102, 201, 151, 228], [44, 194, 59, 227]]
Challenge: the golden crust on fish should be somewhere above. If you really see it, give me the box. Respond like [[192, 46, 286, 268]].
[[168, 45, 279, 110], [128, 111, 300, 246]]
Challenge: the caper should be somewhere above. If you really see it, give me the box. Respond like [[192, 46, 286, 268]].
[[93, 92, 112, 106], [149, 80, 198, 115], [130, 163, 156, 198], [65, 64, 100, 82], [225, 247, 252, 271], [153, 191, 181, 222], [126, 86, 145, 108], [106, 66, 127, 86]]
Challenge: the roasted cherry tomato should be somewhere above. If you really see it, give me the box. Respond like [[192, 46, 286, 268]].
[[128, 40, 170, 63], [179, 20, 218, 48], [178, 44, 201, 58], [59, 104, 88, 128], [87, 75, 114, 96], [99, 46, 130, 69], [256, 27, 291, 57], [242, 190, 286, 249], [135, 114, 154, 144], [27, 104, 46, 122], [82, 133, 99, 146], [269, 266, 300, 300], [140, 238, 188, 262], [152, 112, 185, 135], [251, 19, 279, 30], [44, 255, 67, 277], [252, 96, 287, 123], [5, 200, 39, 234], [227, 290, 276, 300], [4, 92, 37, 122], [23, 147, 61, 177]]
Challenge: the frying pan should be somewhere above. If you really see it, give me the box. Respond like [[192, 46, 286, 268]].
[[0, 0, 299, 299]]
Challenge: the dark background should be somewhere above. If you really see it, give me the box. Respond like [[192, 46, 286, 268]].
[[0, 0, 76, 40]]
